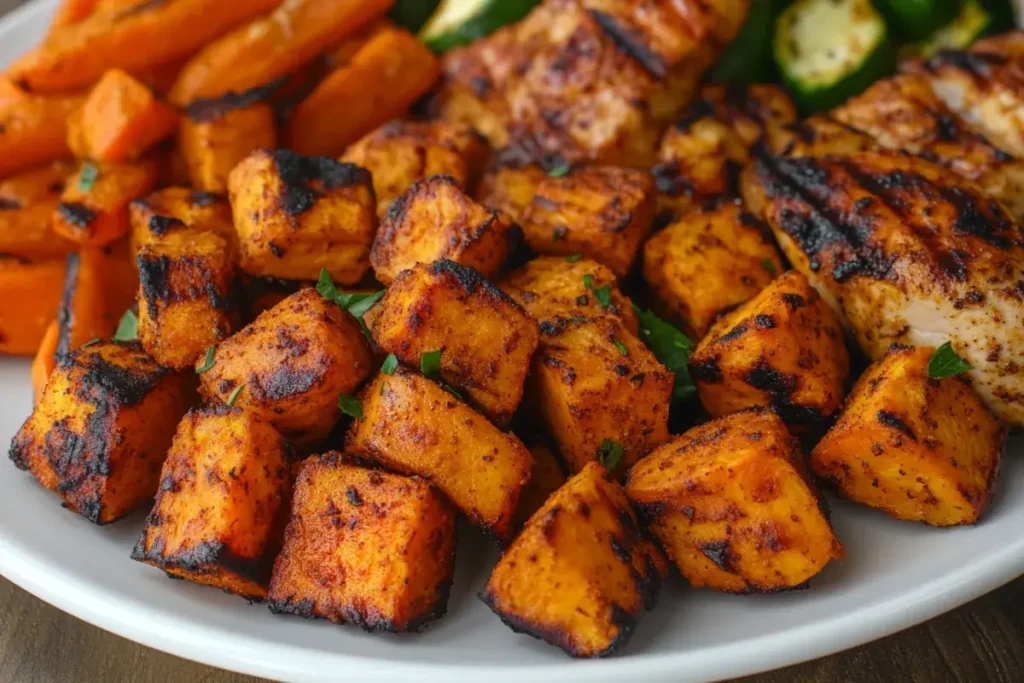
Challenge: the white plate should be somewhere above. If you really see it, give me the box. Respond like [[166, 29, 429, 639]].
[[2, 2, 1024, 681]]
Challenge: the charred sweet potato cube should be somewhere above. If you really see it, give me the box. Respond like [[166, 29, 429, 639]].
[[514, 441, 567, 529], [132, 406, 290, 599], [370, 175, 514, 285], [346, 367, 532, 541], [626, 409, 843, 593], [137, 230, 237, 370], [129, 187, 234, 256], [0, 257, 65, 356], [9, 341, 193, 524], [238, 275, 305, 324], [520, 166, 656, 278], [475, 158, 547, 224], [482, 461, 667, 658], [228, 149, 376, 284], [811, 345, 1005, 526], [0, 161, 77, 261], [527, 315, 673, 475], [643, 202, 783, 339], [66, 69, 179, 164], [341, 120, 488, 218], [198, 288, 374, 450], [689, 270, 849, 429], [268, 453, 456, 632], [55, 240, 138, 355], [179, 101, 277, 194], [52, 158, 161, 246], [370, 260, 539, 425], [500, 256, 638, 335]]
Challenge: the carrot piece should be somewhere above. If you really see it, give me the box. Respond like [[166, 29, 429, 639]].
[[48, 0, 103, 31], [0, 258, 66, 356], [133, 55, 192, 96], [286, 26, 439, 157], [31, 320, 59, 404], [168, 0, 394, 106], [0, 77, 84, 179], [67, 69, 180, 164], [0, 162, 78, 260], [179, 101, 277, 194], [56, 239, 138, 355], [52, 158, 160, 246], [9, 0, 285, 94]]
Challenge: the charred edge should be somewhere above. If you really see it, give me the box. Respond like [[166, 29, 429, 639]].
[[877, 410, 917, 441], [252, 365, 322, 402], [185, 76, 288, 122], [782, 292, 806, 310], [270, 150, 373, 216], [631, 500, 669, 524], [131, 539, 275, 591], [689, 358, 723, 384], [753, 314, 776, 329], [74, 348, 169, 407], [479, 590, 599, 658], [602, 604, 639, 658], [743, 361, 823, 425], [0, 198, 20, 210], [938, 185, 1015, 250], [137, 254, 172, 314], [190, 191, 219, 207], [639, 553, 663, 611], [674, 98, 717, 131], [402, 569, 454, 633], [588, 9, 667, 79], [267, 596, 319, 619], [716, 322, 749, 343], [148, 215, 186, 236], [56, 251, 82, 356], [924, 49, 1008, 77], [651, 160, 691, 198], [700, 540, 737, 573], [428, 259, 518, 306], [58, 202, 96, 228]]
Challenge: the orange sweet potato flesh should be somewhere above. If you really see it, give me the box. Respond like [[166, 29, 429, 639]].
[[31, 320, 60, 404], [286, 25, 439, 157], [0, 162, 78, 260], [0, 258, 66, 356], [0, 77, 84, 179], [168, 0, 394, 106], [67, 69, 180, 164], [9, 0, 285, 94]]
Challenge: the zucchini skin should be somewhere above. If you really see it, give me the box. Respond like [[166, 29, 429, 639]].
[[877, 0, 960, 41], [711, 0, 780, 83], [421, 0, 541, 53], [390, 0, 440, 32]]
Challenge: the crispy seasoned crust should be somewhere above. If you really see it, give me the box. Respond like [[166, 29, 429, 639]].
[[761, 115, 877, 159], [811, 345, 1006, 526], [52, 158, 160, 247], [9, 341, 193, 524], [129, 187, 235, 256], [475, 155, 548, 224], [131, 406, 291, 600], [267, 453, 457, 632], [626, 409, 843, 593], [180, 102, 278, 194], [482, 462, 667, 658]]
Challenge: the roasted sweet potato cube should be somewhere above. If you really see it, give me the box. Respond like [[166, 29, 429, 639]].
[[527, 316, 673, 474], [0, 257, 65, 356], [689, 270, 850, 429], [811, 345, 1005, 526], [520, 166, 656, 277], [370, 260, 539, 425], [131, 405, 290, 599], [341, 120, 488, 218], [643, 202, 783, 339], [0, 162, 77, 261], [179, 101, 277, 194], [346, 367, 532, 540], [238, 275, 305, 324], [500, 256, 638, 335], [228, 149, 376, 284], [55, 240, 138, 354], [268, 453, 456, 632], [129, 187, 234, 256], [9, 341, 193, 523], [475, 158, 547, 224], [52, 158, 160, 246], [137, 230, 237, 370], [482, 461, 666, 658], [370, 175, 514, 285], [66, 69, 179, 164], [626, 409, 843, 593], [198, 288, 374, 450], [514, 441, 567, 528]]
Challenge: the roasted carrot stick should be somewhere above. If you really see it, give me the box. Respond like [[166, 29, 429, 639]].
[[0, 162, 78, 260], [9, 0, 284, 94], [55, 239, 138, 355], [48, 0, 103, 31], [0, 258, 66, 356], [52, 158, 160, 246], [31, 320, 59, 404], [286, 25, 439, 157], [0, 77, 84, 179], [168, 0, 394, 105]]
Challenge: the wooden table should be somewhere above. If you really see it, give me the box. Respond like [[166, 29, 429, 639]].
[[2, 1, 1024, 681]]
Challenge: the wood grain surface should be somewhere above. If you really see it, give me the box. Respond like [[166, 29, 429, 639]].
[[1, 1, 1023, 682]]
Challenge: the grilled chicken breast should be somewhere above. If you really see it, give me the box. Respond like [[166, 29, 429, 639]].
[[834, 73, 1024, 221], [907, 32, 1024, 159], [743, 149, 1024, 427], [437, 0, 748, 167], [763, 115, 878, 159]]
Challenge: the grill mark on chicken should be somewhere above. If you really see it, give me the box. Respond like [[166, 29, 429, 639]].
[[924, 49, 1008, 80], [588, 9, 668, 80]]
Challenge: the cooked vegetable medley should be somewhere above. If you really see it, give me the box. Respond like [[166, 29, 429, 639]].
[[3, 0, 1021, 660]]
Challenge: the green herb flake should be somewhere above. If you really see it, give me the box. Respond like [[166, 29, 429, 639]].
[[928, 342, 973, 379], [592, 285, 612, 309], [633, 305, 695, 401], [761, 258, 777, 275], [597, 439, 624, 470], [547, 163, 571, 178], [80, 338, 101, 348], [565, 252, 583, 263], [78, 162, 99, 193], [441, 382, 463, 399], [338, 393, 363, 418], [611, 336, 629, 357], [226, 384, 244, 407], [583, 273, 595, 290], [112, 310, 138, 342], [316, 268, 384, 319], [381, 353, 399, 375], [196, 346, 216, 374], [420, 349, 442, 377]]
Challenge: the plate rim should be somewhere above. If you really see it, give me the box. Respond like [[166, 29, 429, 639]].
[[2, 1, 1024, 681]]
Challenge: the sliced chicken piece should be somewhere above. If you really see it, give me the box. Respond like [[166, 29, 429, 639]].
[[907, 31, 1024, 158], [834, 72, 1024, 221], [743, 149, 1024, 427], [762, 115, 878, 158]]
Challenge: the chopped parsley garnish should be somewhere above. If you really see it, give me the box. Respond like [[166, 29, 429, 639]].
[[338, 393, 363, 418], [592, 285, 612, 309], [928, 342, 973, 379], [597, 439, 624, 470], [582, 273, 594, 290], [547, 163, 571, 178], [226, 384, 244, 407], [78, 162, 99, 192], [196, 346, 216, 374], [565, 252, 583, 263], [761, 258, 777, 275], [81, 338, 101, 348], [112, 310, 138, 342], [381, 353, 399, 375], [611, 336, 628, 357], [420, 349, 442, 377], [633, 305, 695, 401], [316, 269, 385, 331]]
